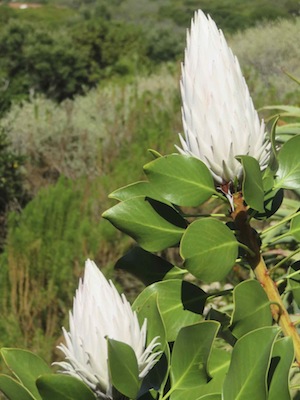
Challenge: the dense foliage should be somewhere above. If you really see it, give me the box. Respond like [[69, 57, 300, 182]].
[[0, 14, 149, 115], [0, 0, 299, 116], [0, 0, 300, 379]]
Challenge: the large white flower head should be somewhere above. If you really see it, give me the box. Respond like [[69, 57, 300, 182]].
[[55, 259, 160, 399], [177, 10, 268, 185]]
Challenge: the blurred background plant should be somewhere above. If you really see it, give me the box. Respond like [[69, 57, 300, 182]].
[[0, 0, 299, 367]]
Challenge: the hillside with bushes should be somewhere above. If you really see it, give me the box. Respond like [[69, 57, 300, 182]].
[[0, 0, 300, 364]]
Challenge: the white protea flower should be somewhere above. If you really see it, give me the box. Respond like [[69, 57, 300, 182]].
[[177, 10, 269, 185], [55, 259, 161, 399]]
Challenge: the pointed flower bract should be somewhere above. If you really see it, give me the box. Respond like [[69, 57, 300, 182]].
[[55, 259, 160, 399], [177, 10, 268, 185]]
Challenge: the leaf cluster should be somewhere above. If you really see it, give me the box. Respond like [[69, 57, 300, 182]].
[[0, 11, 150, 116], [99, 122, 300, 398]]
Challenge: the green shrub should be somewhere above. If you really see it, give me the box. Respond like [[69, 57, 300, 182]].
[[0, 15, 151, 116], [157, 0, 300, 32], [1, 66, 180, 192], [229, 17, 300, 106]]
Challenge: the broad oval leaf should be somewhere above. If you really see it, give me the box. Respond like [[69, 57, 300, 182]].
[[236, 155, 264, 212], [1, 348, 51, 400], [275, 135, 300, 190], [230, 280, 272, 339], [171, 348, 230, 400], [223, 326, 280, 400], [0, 375, 35, 400], [102, 196, 185, 252], [133, 280, 202, 342], [144, 154, 216, 207], [169, 321, 219, 399], [133, 291, 166, 352], [36, 374, 96, 400], [268, 337, 294, 400], [109, 181, 164, 202], [108, 339, 140, 399], [180, 219, 238, 282]]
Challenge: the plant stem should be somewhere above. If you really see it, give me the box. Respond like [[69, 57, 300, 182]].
[[253, 255, 300, 365], [231, 193, 300, 365]]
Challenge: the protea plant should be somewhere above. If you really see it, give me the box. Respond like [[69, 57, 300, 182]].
[[177, 10, 269, 187], [55, 259, 160, 399]]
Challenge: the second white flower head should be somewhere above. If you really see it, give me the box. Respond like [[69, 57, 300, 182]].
[[177, 10, 268, 185], [56, 259, 160, 399]]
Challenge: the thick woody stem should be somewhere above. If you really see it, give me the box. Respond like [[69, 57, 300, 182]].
[[231, 192, 300, 365], [253, 255, 300, 365]]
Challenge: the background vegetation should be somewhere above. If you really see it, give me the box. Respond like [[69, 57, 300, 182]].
[[0, 0, 299, 364]]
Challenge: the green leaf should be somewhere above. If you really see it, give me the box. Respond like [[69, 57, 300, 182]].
[[133, 291, 166, 351], [0, 375, 35, 400], [263, 105, 300, 117], [196, 395, 221, 400], [133, 294, 167, 395], [275, 135, 300, 190], [148, 149, 163, 159], [115, 246, 183, 285], [172, 348, 230, 400], [276, 123, 300, 142], [1, 348, 52, 400], [269, 116, 280, 172], [169, 321, 219, 398], [180, 219, 238, 282], [268, 337, 294, 400], [102, 196, 185, 252], [108, 339, 140, 399], [230, 280, 272, 339], [253, 172, 283, 220], [289, 214, 300, 241], [223, 327, 280, 400], [205, 349, 230, 394], [236, 155, 265, 212], [36, 374, 96, 400], [109, 181, 164, 202], [144, 154, 216, 207], [133, 280, 202, 342], [253, 184, 283, 220]]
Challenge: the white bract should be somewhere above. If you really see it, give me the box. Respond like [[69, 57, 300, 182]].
[[55, 259, 160, 399], [177, 10, 268, 185]]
